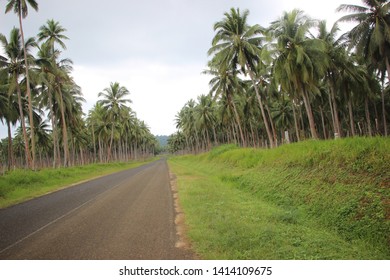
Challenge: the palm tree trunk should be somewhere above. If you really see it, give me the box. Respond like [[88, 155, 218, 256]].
[[212, 126, 218, 146], [230, 96, 246, 147], [6, 120, 14, 171], [231, 123, 237, 144], [348, 99, 356, 136], [299, 104, 305, 136], [265, 101, 277, 145], [328, 90, 336, 134], [292, 101, 300, 142], [374, 105, 379, 134], [365, 96, 372, 137], [79, 146, 84, 166], [58, 88, 69, 166], [201, 130, 206, 151], [47, 89, 58, 168], [249, 121, 256, 147], [247, 67, 274, 147], [56, 132, 61, 167], [319, 106, 327, 139], [91, 124, 97, 162], [15, 75, 32, 168], [330, 85, 342, 138], [18, 11, 35, 170], [381, 82, 387, 136], [386, 58, 390, 94], [98, 134, 103, 163], [301, 88, 318, 139], [108, 124, 114, 162], [332, 95, 341, 137]]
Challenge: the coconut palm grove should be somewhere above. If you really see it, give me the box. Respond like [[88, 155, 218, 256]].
[[0, 0, 159, 170], [168, 1, 390, 153], [1, 0, 390, 170]]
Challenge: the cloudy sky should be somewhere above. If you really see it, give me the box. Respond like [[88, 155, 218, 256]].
[[0, 0, 361, 138]]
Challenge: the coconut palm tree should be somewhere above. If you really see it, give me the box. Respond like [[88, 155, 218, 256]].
[[195, 94, 217, 149], [208, 7, 274, 147], [34, 42, 59, 166], [51, 56, 74, 167], [167, 131, 186, 154], [87, 102, 110, 163], [5, 0, 39, 169], [0, 28, 35, 168], [37, 19, 68, 51], [0, 68, 19, 170], [61, 82, 85, 165], [337, 0, 390, 77], [316, 21, 346, 138], [271, 97, 294, 142], [337, 0, 390, 136], [98, 82, 131, 162], [27, 116, 51, 167], [203, 65, 247, 146], [269, 9, 328, 139], [36, 20, 69, 165]]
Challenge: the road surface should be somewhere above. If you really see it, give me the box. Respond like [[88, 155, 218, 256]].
[[0, 159, 194, 259]]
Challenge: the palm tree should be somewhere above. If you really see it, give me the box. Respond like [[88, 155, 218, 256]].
[[34, 42, 60, 166], [269, 9, 328, 139], [98, 82, 131, 162], [27, 117, 51, 167], [5, 0, 39, 169], [195, 94, 217, 149], [62, 82, 85, 165], [0, 68, 19, 170], [0, 28, 35, 168], [87, 102, 109, 163], [271, 97, 294, 142], [35, 20, 69, 166], [167, 131, 186, 154], [208, 8, 275, 147], [338, 0, 390, 77], [87, 103, 101, 162], [316, 21, 346, 138], [337, 0, 390, 136], [203, 65, 247, 146], [37, 19, 68, 51], [51, 57, 73, 167]]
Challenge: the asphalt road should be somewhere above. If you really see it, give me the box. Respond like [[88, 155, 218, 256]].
[[0, 159, 194, 260]]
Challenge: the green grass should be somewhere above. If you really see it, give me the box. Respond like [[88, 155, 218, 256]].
[[168, 137, 390, 259], [0, 159, 156, 209]]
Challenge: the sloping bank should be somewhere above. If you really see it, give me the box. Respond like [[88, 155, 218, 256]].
[[168, 138, 389, 259]]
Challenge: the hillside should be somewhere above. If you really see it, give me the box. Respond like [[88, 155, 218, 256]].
[[168, 137, 390, 259], [155, 135, 169, 147]]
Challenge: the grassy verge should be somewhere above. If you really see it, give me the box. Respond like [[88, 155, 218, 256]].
[[0, 159, 156, 209], [168, 138, 390, 259]]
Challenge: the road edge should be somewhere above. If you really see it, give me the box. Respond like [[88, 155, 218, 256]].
[[169, 170, 199, 259]]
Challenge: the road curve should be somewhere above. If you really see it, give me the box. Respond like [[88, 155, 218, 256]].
[[0, 159, 194, 260]]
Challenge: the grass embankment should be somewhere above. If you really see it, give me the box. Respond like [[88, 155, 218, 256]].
[[168, 138, 390, 259], [0, 159, 155, 209]]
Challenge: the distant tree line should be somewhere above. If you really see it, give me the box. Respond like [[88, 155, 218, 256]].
[[168, 1, 390, 154]]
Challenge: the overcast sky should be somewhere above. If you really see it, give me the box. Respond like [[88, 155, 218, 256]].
[[0, 0, 361, 138]]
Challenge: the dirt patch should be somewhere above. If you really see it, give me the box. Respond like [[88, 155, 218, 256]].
[[169, 172, 195, 253]]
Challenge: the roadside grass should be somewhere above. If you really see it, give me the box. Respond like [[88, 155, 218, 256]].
[[168, 137, 390, 259], [0, 159, 156, 209]]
